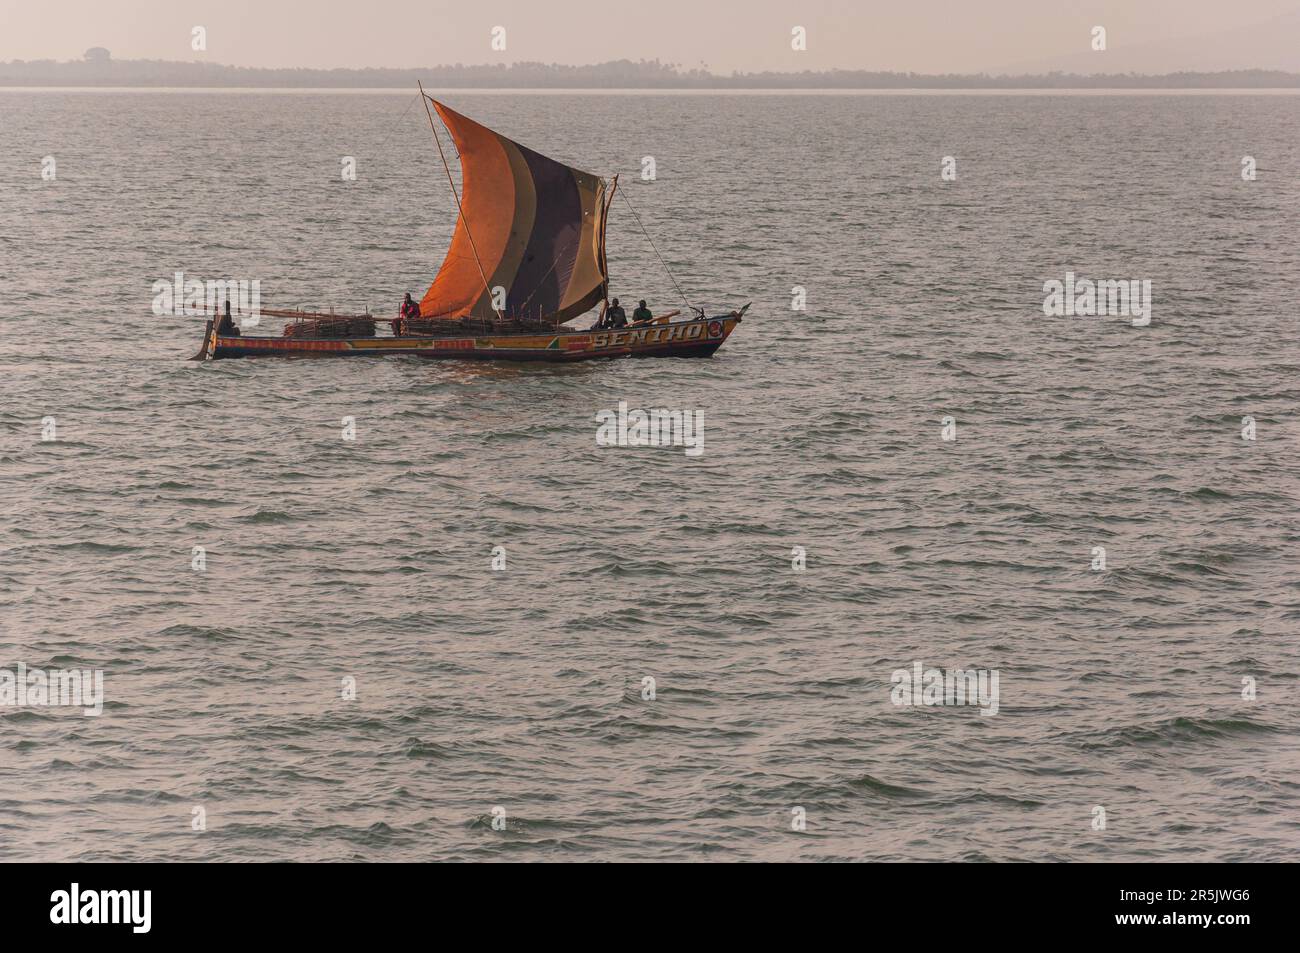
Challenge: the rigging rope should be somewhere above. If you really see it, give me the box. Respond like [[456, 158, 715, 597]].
[[617, 187, 694, 314]]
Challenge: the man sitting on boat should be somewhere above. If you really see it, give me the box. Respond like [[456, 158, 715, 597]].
[[393, 292, 420, 336], [632, 300, 653, 324], [604, 298, 628, 329], [217, 300, 240, 337]]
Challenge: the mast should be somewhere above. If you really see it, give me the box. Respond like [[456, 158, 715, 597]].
[[418, 81, 503, 321], [598, 176, 618, 325], [600, 174, 618, 311]]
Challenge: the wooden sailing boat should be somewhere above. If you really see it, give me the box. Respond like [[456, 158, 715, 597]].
[[192, 88, 746, 362]]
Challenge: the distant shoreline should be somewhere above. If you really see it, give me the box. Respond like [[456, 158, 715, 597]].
[[6, 87, 1300, 96], [3, 57, 1299, 90]]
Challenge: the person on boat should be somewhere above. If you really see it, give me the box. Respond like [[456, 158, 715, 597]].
[[632, 300, 653, 324], [216, 299, 240, 337], [394, 292, 420, 336], [604, 298, 627, 328]]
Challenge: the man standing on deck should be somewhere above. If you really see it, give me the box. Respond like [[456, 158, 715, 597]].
[[604, 298, 627, 328], [632, 299, 653, 324], [217, 300, 240, 337], [394, 292, 420, 336]]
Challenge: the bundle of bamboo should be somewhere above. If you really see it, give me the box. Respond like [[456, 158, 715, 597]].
[[402, 316, 561, 336], [282, 316, 377, 339]]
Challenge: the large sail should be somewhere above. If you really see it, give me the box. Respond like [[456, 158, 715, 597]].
[[421, 101, 609, 322]]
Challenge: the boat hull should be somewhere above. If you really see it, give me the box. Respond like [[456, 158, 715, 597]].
[[202, 315, 741, 362]]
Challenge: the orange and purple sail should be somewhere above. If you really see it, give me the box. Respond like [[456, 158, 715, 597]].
[[420, 100, 610, 323]]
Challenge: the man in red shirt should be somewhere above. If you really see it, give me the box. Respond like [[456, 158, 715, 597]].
[[394, 292, 420, 335]]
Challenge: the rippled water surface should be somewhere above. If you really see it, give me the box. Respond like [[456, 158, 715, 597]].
[[2, 91, 1299, 861]]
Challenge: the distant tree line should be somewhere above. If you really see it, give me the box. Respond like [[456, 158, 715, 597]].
[[3, 56, 1298, 88]]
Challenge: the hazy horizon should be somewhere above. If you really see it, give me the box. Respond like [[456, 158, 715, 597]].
[[3, 1, 1300, 75]]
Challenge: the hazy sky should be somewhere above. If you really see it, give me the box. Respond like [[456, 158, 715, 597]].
[[3, 0, 1299, 74]]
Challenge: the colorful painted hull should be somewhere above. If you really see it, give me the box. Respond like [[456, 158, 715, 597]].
[[198, 315, 742, 362]]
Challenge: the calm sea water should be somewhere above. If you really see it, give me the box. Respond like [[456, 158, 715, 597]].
[[2, 91, 1299, 862]]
